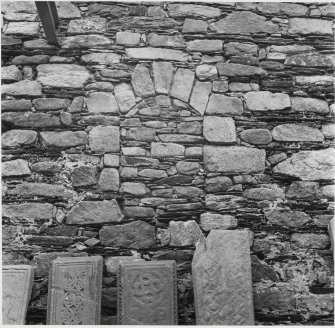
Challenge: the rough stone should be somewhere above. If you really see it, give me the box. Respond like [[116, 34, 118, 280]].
[[256, 2, 308, 16], [61, 35, 112, 49], [104, 154, 120, 168], [205, 176, 233, 193], [89, 126, 120, 153], [116, 31, 140, 46], [68, 96, 84, 113], [105, 256, 143, 275], [186, 40, 222, 53], [147, 6, 166, 17], [273, 148, 335, 181], [251, 256, 277, 283], [295, 75, 335, 85], [81, 53, 120, 64], [37, 64, 91, 89], [68, 17, 107, 34], [2, 65, 22, 82], [204, 146, 266, 173], [99, 221, 156, 249], [245, 91, 290, 111], [176, 161, 200, 175], [1, 99, 32, 112], [211, 11, 279, 34], [98, 168, 119, 192], [87, 92, 119, 114], [3, 203, 53, 222], [320, 185, 335, 200], [240, 129, 272, 145], [120, 182, 149, 197], [182, 19, 208, 33], [11, 55, 49, 65], [272, 124, 324, 142], [56, 1, 81, 19], [5, 22, 39, 36], [192, 230, 254, 325], [1, 1, 37, 14], [203, 116, 236, 144], [206, 94, 243, 116], [1, 80, 42, 96], [224, 42, 258, 57], [190, 81, 211, 115], [286, 181, 322, 200], [66, 200, 123, 225], [32, 98, 71, 111], [124, 206, 155, 218], [291, 97, 329, 114], [31, 161, 62, 174], [2, 159, 31, 177], [151, 142, 185, 157], [170, 68, 195, 102], [2, 112, 61, 128], [8, 183, 76, 200], [288, 18, 333, 35], [147, 33, 185, 48], [200, 213, 237, 231], [113, 83, 136, 114], [244, 187, 285, 201], [126, 47, 187, 62], [167, 4, 221, 18], [291, 233, 330, 249], [265, 210, 311, 227], [322, 124, 335, 139], [72, 166, 98, 187], [131, 64, 155, 97], [195, 64, 217, 80], [152, 61, 174, 95], [177, 121, 202, 135], [169, 220, 204, 246], [2, 130, 37, 148], [285, 54, 334, 68], [173, 186, 203, 198], [216, 63, 267, 77], [269, 45, 315, 54], [40, 131, 87, 148], [138, 169, 167, 179]]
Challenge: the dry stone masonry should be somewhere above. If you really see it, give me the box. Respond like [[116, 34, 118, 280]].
[[1, 1, 334, 325]]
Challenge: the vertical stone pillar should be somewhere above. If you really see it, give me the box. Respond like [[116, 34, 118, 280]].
[[192, 230, 254, 325]]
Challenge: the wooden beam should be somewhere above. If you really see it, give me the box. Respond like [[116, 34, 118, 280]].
[[35, 1, 59, 46]]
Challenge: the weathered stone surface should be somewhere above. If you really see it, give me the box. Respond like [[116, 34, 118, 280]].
[[169, 220, 204, 246], [32, 98, 71, 111], [87, 92, 119, 114], [240, 129, 272, 145], [120, 182, 149, 197], [1, 99, 32, 112], [81, 53, 120, 64], [11, 55, 49, 66], [192, 230, 254, 325], [175, 161, 200, 175], [98, 168, 119, 192], [205, 194, 245, 211], [322, 124, 335, 139], [244, 187, 284, 201], [158, 134, 203, 144], [206, 94, 243, 116], [152, 61, 174, 95], [291, 233, 330, 249], [272, 124, 324, 142], [111, 84, 135, 114], [245, 91, 290, 111], [151, 142, 185, 157], [148, 33, 185, 48], [182, 18, 208, 33], [5, 22, 39, 36], [216, 63, 267, 77], [196, 64, 217, 80], [190, 81, 211, 115], [47, 256, 102, 324], [2, 159, 31, 177], [257, 2, 308, 16], [2, 130, 37, 148], [105, 256, 143, 275], [2, 265, 34, 325], [1, 1, 37, 14], [115, 31, 140, 46], [37, 64, 91, 89], [295, 75, 335, 85], [291, 97, 329, 114], [177, 121, 202, 135], [131, 64, 155, 97], [2, 112, 61, 128], [329, 219, 334, 250], [286, 181, 322, 200], [124, 206, 155, 218], [127, 127, 156, 142], [147, 5, 165, 17], [224, 42, 258, 56], [40, 131, 87, 148], [72, 166, 97, 187], [173, 186, 203, 198], [118, 261, 177, 325], [104, 154, 120, 167], [285, 54, 334, 68], [126, 47, 187, 62], [204, 146, 266, 173], [203, 116, 236, 144], [200, 213, 237, 231], [31, 161, 62, 173], [56, 1, 81, 19], [170, 68, 195, 102], [2, 65, 22, 82], [211, 11, 279, 34], [265, 210, 311, 228], [167, 4, 220, 18], [186, 40, 222, 53], [273, 148, 335, 181], [99, 221, 156, 248], [89, 126, 120, 153], [61, 35, 112, 49], [1, 80, 42, 96], [269, 45, 315, 55], [8, 182, 76, 199], [68, 17, 107, 34], [66, 200, 123, 225], [3, 202, 52, 223], [212, 80, 229, 93], [205, 176, 233, 193], [138, 169, 167, 179], [288, 18, 333, 35]]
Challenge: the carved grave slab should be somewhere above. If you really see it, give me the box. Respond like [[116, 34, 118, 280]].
[[117, 260, 178, 325], [2, 265, 34, 324], [47, 256, 103, 325], [192, 230, 255, 325]]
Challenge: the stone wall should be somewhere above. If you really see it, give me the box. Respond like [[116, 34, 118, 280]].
[[1, 1, 334, 324]]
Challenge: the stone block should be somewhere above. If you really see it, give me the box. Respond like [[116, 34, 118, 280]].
[[240, 129, 272, 145], [132, 64, 155, 97], [200, 213, 237, 231], [167, 4, 221, 18], [11, 55, 49, 65], [152, 61, 174, 94], [56, 1, 81, 19], [61, 35, 112, 49], [68, 17, 107, 34], [33, 98, 71, 111], [2, 159, 31, 177], [204, 146, 266, 173], [189, 81, 211, 115], [40, 131, 87, 148], [328, 218, 334, 250], [245, 91, 290, 111], [72, 166, 97, 187], [265, 209, 311, 228], [2, 129, 37, 148], [206, 94, 243, 115], [2, 112, 61, 128], [5, 21, 39, 36], [203, 116, 236, 144], [126, 47, 187, 62], [87, 92, 119, 114], [288, 18, 333, 35], [291, 97, 329, 114], [99, 168, 119, 191], [151, 142, 185, 157], [170, 68, 195, 102], [272, 124, 324, 142], [120, 182, 149, 197], [89, 126, 120, 153], [216, 62, 267, 77], [192, 230, 254, 325], [147, 33, 185, 48], [2, 203, 54, 221], [2, 265, 34, 324], [1, 99, 32, 111], [224, 42, 258, 56], [47, 256, 103, 324], [186, 40, 222, 53], [1, 80, 42, 96], [244, 187, 285, 201], [114, 83, 136, 114], [195, 64, 218, 80], [291, 233, 330, 249], [117, 261, 178, 324], [286, 181, 322, 200], [81, 52, 120, 64], [104, 154, 120, 167], [169, 220, 204, 246], [65, 200, 123, 225], [182, 19, 208, 33], [2, 65, 22, 82], [285, 54, 334, 68], [205, 176, 233, 193]]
